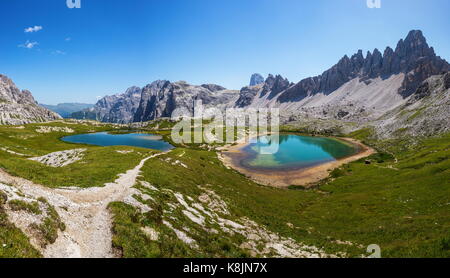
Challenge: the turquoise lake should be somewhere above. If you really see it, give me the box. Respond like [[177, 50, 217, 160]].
[[239, 134, 359, 171], [62, 132, 174, 151]]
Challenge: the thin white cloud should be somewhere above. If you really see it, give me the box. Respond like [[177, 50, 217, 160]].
[[24, 25, 43, 33], [65, 37, 72, 42], [52, 50, 67, 55], [18, 40, 39, 49]]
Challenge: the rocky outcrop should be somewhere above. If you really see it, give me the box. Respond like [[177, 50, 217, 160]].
[[72, 81, 238, 123], [132, 80, 172, 122], [376, 72, 450, 138], [133, 81, 238, 122], [395, 31, 450, 97], [103, 86, 142, 123], [0, 75, 61, 125], [72, 86, 142, 124], [444, 72, 450, 89], [235, 74, 291, 107], [249, 74, 264, 86], [235, 85, 262, 108], [261, 74, 291, 99], [201, 84, 227, 92]]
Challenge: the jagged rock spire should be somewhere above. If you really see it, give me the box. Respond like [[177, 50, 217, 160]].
[[249, 73, 264, 86]]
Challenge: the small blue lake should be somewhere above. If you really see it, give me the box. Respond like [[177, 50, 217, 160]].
[[62, 132, 174, 151], [239, 134, 359, 171]]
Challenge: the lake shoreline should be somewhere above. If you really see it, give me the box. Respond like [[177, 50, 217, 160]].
[[219, 135, 376, 188], [61, 131, 174, 151]]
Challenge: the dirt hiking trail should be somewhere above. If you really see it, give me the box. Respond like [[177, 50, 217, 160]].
[[0, 152, 164, 258]]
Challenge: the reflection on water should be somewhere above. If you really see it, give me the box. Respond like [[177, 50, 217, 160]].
[[62, 132, 174, 151], [240, 134, 358, 170]]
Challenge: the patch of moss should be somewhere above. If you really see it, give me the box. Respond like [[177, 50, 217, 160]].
[[407, 107, 426, 122], [30, 198, 65, 246], [367, 152, 395, 163], [8, 200, 42, 215], [0, 191, 7, 205], [0, 193, 41, 258]]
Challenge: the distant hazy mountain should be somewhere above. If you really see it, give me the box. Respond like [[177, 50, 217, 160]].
[[0, 75, 61, 125], [41, 103, 94, 118]]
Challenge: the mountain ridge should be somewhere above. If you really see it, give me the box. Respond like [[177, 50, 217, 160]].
[[234, 30, 449, 124], [273, 30, 449, 103], [68, 30, 449, 139], [73, 81, 239, 123]]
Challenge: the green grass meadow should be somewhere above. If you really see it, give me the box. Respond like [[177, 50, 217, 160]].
[[0, 120, 448, 258]]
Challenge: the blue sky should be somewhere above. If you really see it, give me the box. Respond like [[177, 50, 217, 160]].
[[1, 0, 449, 104]]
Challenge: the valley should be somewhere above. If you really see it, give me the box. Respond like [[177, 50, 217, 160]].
[[0, 29, 449, 259], [0, 120, 448, 258]]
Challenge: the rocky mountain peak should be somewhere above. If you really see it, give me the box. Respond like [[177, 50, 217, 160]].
[[0, 74, 14, 87], [235, 74, 291, 107], [134, 80, 238, 122], [75, 79, 237, 124], [404, 30, 427, 49], [384, 46, 394, 55], [350, 50, 365, 68], [277, 30, 450, 102], [0, 74, 61, 125], [148, 80, 171, 90], [372, 48, 382, 57], [71, 31, 450, 126], [337, 55, 351, 67], [395, 30, 436, 64], [249, 73, 265, 86], [124, 86, 141, 96], [262, 74, 291, 99], [72, 85, 144, 124]]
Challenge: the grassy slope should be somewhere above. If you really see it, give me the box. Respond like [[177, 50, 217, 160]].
[[110, 148, 318, 258], [0, 211, 42, 258], [0, 121, 448, 257], [111, 133, 449, 258], [303, 134, 450, 257], [108, 200, 251, 258], [0, 191, 42, 258], [0, 122, 156, 188], [0, 121, 157, 257]]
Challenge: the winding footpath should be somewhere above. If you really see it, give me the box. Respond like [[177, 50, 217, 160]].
[[0, 152, 165, 258]]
